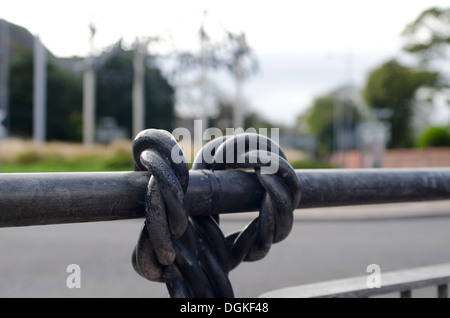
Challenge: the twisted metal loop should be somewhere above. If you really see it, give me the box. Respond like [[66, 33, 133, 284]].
[[131, 129, 189, 282], [192, 133, 301, 270], [131, 129, 234, 297], [131, 129, 300, 297]]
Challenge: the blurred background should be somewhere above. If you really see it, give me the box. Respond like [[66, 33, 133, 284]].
[[1, 1, 450, 299], [0, 0, 449, 171]]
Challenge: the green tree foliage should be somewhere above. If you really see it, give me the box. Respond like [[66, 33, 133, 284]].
[[301, 87, 362, 156], [363, 59, 438, 148], [416, 126, 450, 148], [210, 99, 275, 133], [144, 65, 175, 131], [96, 47, 175, 137], [8, 45, 175, 141], [402, 7, 450, 63], [9, 50, 82, 140], [303, 93, 334, 155], [401, 6, 450, 121]]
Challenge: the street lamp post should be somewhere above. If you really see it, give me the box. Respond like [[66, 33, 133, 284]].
[[33, 35, 47, 144], [83, 23, 96, 147], [0, 20, 9, 139]]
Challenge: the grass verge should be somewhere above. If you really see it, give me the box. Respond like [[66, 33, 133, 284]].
[[0, 138, 332, 172]]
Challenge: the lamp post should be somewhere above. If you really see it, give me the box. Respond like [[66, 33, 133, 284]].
[[327, 51, 354, 168], [132, 40, 146, 138], [83, 22, 96, 147], [0, 20, 9, 139], [33, 35, 47, 144]]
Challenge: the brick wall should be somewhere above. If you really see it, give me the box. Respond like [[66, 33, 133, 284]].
[[330, 148, 450, 168]]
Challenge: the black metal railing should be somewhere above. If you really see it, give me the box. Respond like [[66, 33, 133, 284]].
[[0, 168, 449, 227], [1, 129, 450, 297]]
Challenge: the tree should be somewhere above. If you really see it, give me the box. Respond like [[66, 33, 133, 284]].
[[168, 18, 229, 125], [221, 30, 258, 128], [301, 86, 363, 156], [363, 59, 438, 148], [210, 97, 275, 133], [8, 43, 175, 142], [96, 44, 175, 137], [402, 7, 450, 64], [401, 6, 450, 111], [169, 15, 258, 128], [9, 50, 82, 140], [416, 126, 450, 148]]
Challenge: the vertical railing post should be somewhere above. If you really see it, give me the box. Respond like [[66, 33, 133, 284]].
[[438, 284, 448, 298], [400, 290, 411, 298]]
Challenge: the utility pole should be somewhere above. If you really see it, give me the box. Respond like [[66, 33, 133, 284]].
[[132, 38, 155, 138], [132, 41, 145, 138], [0, 19, 9, 139], [331, 51, 354, 168], [83, 23, 96, 147], [0, 20, 9, 171], [200, 19, 208, 130], [133, 36, 160, 138], [196, 23, 208, 152], [33, 35, 47, 144], [226, 31, 257, 130], [233, 54, 244, 129]]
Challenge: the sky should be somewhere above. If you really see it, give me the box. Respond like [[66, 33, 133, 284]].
[[2, 0, 449, 126]]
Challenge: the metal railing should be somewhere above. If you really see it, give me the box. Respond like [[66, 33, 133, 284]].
[[1, 129, 450, 297], [259, 263, 450, 298], [1, 168, 449, 227]]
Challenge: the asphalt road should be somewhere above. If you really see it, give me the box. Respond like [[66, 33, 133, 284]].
[[1, 202, 450, 298]]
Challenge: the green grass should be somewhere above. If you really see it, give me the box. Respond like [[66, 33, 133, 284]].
[[290, 159, 335, 169], [0, 139, 333, 173], [1, 156, 333, 173], [0, 149, 135, 173]]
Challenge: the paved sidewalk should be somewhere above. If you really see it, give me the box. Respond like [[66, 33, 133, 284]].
[[221, 200, 450, 222], [294, 200, 450, 221], [1, 201, 449, 297]]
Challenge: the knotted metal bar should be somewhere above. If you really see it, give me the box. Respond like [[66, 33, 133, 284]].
[[131, 130, 301, 297], [0, 168, 449, 227]]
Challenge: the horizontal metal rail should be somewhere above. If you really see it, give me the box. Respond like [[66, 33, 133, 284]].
[[259, 262, 450, 298], [0, 168, 449, 227]]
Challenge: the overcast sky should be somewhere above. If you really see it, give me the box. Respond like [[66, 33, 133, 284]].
[[2, 0, 449, 126]]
